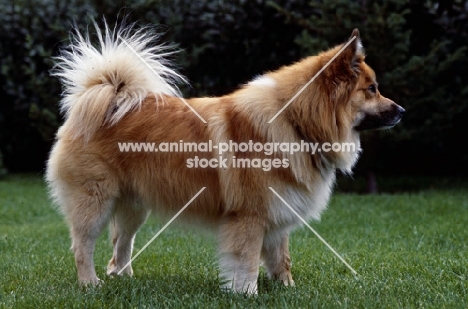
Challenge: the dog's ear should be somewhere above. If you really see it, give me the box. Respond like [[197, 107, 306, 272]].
[[328, 29, 364, 81], [348, 29, 363, 55], [345, 29, 364, 71], [321, 29, 365, 108]]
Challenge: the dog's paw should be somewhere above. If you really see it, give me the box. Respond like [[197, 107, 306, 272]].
[[107, 258, 133, 277], [79, 277, 102, 287], [277, 272, 295, 287], [221, 280, 258, 295], [107, 265, 133, 277]]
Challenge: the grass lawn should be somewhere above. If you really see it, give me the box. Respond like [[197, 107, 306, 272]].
[[0, 174, 467, 308]]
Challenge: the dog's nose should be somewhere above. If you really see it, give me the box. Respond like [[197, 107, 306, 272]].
[[394, 103, 406, 117]]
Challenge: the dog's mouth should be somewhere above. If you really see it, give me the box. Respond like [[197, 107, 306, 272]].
[[355, 104, 405, 131]]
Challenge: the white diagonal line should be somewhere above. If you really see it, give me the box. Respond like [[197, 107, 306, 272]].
[[117, 35, 207, 123], [177, 98, 207, 123], [268, 36, 357, 123], [117, 187, 206, 275], [268, 187, 358, 275]]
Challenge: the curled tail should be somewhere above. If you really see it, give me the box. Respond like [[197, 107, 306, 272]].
[[52, 20, 187, 141]]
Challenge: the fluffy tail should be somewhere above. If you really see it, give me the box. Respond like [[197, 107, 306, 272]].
[[52, 20, 187, 141]]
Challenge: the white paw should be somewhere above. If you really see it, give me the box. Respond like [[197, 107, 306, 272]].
[[79, 277, 102, 286]]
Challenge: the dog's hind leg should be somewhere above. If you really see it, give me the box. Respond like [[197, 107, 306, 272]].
[[261, 229, 295, 287], [107, 197, 149, 277], [58, 178, 117, 285], [218, 215, 265, 294]]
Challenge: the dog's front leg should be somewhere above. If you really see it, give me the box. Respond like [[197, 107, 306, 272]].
[[261, 229, 295, 287], [218, 215, 265, 294]]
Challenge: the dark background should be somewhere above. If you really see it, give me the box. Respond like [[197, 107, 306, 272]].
[[0, 0, 467, 189]]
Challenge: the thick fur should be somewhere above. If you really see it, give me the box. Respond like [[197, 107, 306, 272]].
[[46, 22, 404, 294]]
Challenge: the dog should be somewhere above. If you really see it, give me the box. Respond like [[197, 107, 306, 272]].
[[46, 20, 404, 294]]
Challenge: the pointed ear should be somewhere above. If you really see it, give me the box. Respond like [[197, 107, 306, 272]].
[[322, 28, 365, 86], [322, 29, 365, 104], [332, 28, 364, 79], [348, 28, 363, 56]]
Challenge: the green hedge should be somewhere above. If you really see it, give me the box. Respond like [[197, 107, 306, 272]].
[[0, 0, 467, 175], [0, 0, 96, 172], [271, 0, 468, 175]]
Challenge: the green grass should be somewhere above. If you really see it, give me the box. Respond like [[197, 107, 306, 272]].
[[1, 174, 467, 308]]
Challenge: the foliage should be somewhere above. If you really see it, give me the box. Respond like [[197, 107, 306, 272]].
[[270, 0, 468, 175], [93, 0, 306, 96], [0, 0, 467, 176], [0, 151, 6, 179], [0, 0, 303, 172], [0, 0, 96, 171]]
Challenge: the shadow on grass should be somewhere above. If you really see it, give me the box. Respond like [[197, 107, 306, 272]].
[[74, 271, 296, 308]]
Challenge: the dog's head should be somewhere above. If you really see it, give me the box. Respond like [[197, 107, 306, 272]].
[[287, 29, 405, 146], [343, 29, 405, 132]]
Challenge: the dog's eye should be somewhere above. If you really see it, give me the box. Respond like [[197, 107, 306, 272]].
[[368, 84, 376, 93]]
